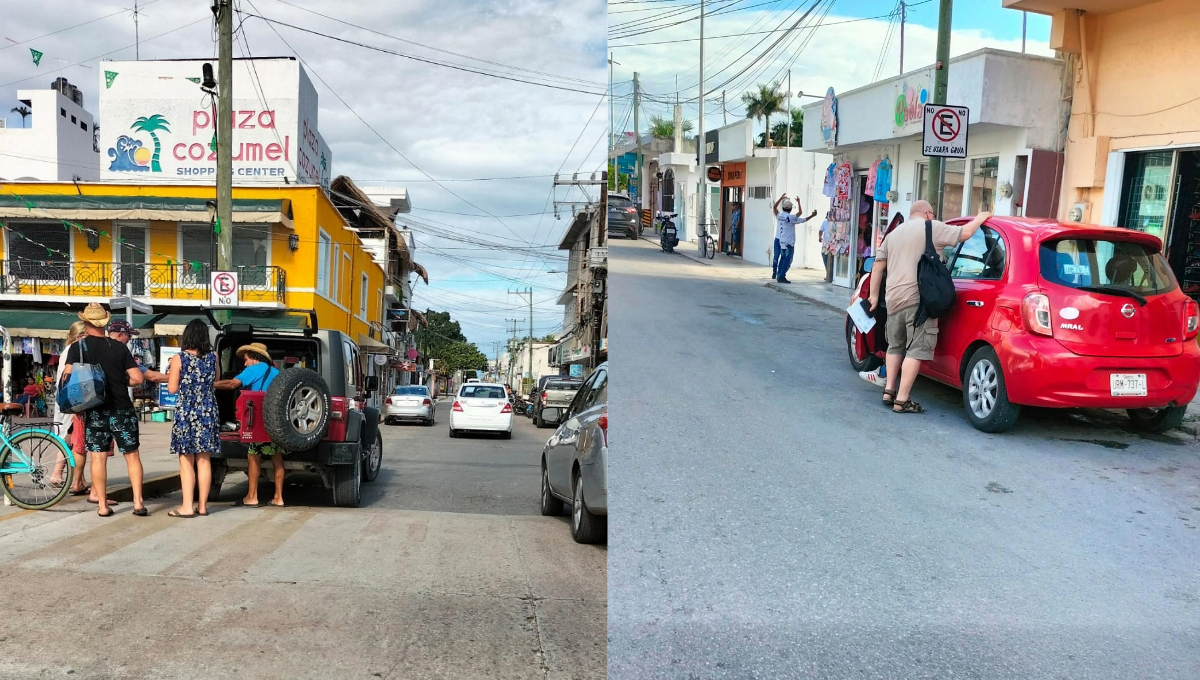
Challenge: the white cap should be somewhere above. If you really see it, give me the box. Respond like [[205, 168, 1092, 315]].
[[781, 199, 794, 211]]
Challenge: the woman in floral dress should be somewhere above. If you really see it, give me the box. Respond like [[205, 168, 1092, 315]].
[[166, 319, 219, 517]]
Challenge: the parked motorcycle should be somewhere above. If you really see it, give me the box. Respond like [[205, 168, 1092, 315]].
[[659, 212, 679, 253]]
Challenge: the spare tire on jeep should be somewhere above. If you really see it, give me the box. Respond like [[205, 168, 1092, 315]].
[[263, 368, 331, 451]]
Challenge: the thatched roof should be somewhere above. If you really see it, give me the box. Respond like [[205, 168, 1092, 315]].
[[411, 261, 429, 284], [407, 309, 428, 331]]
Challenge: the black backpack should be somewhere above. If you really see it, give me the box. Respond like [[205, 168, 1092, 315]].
[[914, 220, 956, 327]]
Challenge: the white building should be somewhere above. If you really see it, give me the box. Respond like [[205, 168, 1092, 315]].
[[97, 58, 332, 187], [0, 83, 99, 181], [802, 48, 1067, 288]]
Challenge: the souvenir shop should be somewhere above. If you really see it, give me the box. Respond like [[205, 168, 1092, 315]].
[[820, 155, 893, 288]]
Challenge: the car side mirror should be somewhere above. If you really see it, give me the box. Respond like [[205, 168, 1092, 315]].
[[364, 375, 379, 392], [863, 256, 874, 273], [544, 410, 563, 426]]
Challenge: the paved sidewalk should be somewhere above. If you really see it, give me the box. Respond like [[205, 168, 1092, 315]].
[[1, 420, 184, 516]]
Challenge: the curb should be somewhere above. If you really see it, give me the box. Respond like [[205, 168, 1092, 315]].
[[105, 472, 182, 503], [765, 282, 845, 314]]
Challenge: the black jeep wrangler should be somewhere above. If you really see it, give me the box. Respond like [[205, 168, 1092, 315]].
[[207, 312, 383, 507]]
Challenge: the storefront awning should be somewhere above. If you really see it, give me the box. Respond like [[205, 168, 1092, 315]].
[[153, 311, 310, 336], [356, 334, 392, 353], [0, 310, 159, 339], [0, 195, 294, 230]]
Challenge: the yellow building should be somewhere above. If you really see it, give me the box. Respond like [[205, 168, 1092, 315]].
[[0, 178, 421, 386], [1005, 0, 1200, 297]]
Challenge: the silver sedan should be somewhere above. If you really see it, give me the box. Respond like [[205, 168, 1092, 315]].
[[384, 385, 437, 426], [540, 362, 607, 544]]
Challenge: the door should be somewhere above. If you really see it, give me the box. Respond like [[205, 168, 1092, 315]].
[[929, 226, 1008, 382], [834, 174, 872, 288], [115, 224, 147, 296], [547, 368, 601, 495]]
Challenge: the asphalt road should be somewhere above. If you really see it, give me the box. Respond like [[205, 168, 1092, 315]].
[[607, 237, 1200, 679], [0, 404, 606, 679]]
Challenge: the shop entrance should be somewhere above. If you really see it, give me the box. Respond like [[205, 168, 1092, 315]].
[[1166, 150, 1200, 297], [833, 174, 874, 288], [1119, 148, 1200, 299], [721, 186, 744, 257]]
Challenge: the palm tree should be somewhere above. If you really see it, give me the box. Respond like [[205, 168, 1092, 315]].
[[741, 82, 784, 147], [130, 114, 171, 172], [648, 114, 694, 139], [10, 105, 30, 128], [762, 109, 805, 147]]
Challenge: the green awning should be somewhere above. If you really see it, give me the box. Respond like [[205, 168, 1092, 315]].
[[0, 195, 293, 229], [0, 310, 159, 339]]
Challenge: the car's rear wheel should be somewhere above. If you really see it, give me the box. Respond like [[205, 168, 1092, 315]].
[[448, 428, 458, 438], [501, 431, 512, 440], [263, 368, 331, 451], [571, 474, 606, 544], [846, 317, 882, 372], [1127, 405, 1188, 433], [331, 452, 362, 507], [962, 346, 1021, 433], [361, 430, 382, 483], [207, 460, 227, 502], [540, 462, 563, 516]]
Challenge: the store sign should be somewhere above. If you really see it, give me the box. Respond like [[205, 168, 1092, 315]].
[[722, 162, 746, 187], [704, 129, 720, 164], [616, 152, 637, 176], [922, 104, 969, 158], [893, 73, 931, 133], [820, 87, 838, 148], [706, 166, 722, 182]]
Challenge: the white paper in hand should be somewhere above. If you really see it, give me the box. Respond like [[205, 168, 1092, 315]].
[[848, 298, 876, 334]]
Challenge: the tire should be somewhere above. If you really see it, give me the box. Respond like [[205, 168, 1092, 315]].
[[706, 237, 716, 260], [571, 474, 606, 544], [501, 431, 512, 440], [331, 449, 362, 507], [540, 461, 564, 516], [449, 428, 458, 439], [962, 346, 1022, 433], [846, 316, 882, 372], [207, 460, 228, 502], [263, 368, 331, 451], [0, 430, 72, 510], [1127, 405, 1188, 433], [361, 430, 382, 483], [533, 414, 543, 428]]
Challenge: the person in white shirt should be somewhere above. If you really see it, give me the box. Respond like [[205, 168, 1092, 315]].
[[771, 193, 817, 283]]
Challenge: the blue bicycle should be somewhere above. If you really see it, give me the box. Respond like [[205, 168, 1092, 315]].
[[0, 327, 73, 510]]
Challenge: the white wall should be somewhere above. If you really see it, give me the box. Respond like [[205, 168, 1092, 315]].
[[0, 89, 98, 181], [737, 149, 826, 269]]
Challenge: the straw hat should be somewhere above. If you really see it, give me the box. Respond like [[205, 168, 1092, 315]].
[[78, 303, 111, 329], [236, 342, 270, 360]]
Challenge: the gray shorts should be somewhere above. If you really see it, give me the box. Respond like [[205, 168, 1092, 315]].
[[885, 305, 938, 362]]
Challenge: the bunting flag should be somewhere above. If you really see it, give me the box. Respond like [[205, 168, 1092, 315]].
[[30, 49, 43, 67], [104, 71, 118, 89]]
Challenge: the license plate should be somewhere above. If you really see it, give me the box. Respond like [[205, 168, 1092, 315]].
[[1110, 373, 1147, 397]]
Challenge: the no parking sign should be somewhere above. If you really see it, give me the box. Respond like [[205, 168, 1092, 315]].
[[921, 104, 969, 158], [210, 271, 240, 307]]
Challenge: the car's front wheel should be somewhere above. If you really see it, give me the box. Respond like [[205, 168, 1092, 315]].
[[1127, 405, 1188, 433], [962, 346, 1021, 433], [540, 462, 564, 516]]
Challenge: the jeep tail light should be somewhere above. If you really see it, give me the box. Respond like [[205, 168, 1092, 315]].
[[1022, 292, 1052, 337], [598, 414, 608, 448], [501, 402, 512, 414], [1185, 300, 1199, 340], [452, 401, 463, 412]]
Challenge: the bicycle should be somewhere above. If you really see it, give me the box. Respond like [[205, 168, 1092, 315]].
[[0, 326, 74, 510]]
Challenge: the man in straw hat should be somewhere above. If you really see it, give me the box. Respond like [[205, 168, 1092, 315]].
[[61, 303, 148, 517], [215, 342, 285, 507]]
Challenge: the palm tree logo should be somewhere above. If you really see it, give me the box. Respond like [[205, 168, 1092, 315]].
[[130, 114, 171, 172]]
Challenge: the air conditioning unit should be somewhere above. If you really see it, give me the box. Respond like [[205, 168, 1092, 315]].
[[588, 247, 608, 269]]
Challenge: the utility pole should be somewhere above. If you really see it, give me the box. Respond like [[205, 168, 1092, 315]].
[[925, 0, 954, 218], [509, 288, 534, 383], [722, 90, 727, 125], [608, 53, 619, 190], [215, 0, 233, 272], [133, 0, 141, 60], [698, 0, 707, 248], [786, 71, 792, 149], [632, 72, 641, 214], [899, 1, 905, 75], [1021, 11, 1027, 53]]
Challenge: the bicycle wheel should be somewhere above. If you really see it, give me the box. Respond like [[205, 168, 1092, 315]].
[[706, 236, 717, 260], [0, 429, 73, 510]]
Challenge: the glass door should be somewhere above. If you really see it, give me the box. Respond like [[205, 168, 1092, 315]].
[[115, 224, 147, 296]]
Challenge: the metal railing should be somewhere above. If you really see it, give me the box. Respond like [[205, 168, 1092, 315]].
[[0, 260, 286, 303]]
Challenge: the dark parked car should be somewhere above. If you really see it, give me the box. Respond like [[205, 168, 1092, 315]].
[[608, 193, 639, 239]]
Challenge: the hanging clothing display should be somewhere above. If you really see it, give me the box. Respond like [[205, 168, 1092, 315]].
[[873, 158, 892, 202], [865, 158, 881, 196], [834, 162, 852, 203], [822, 163, 836, 198]]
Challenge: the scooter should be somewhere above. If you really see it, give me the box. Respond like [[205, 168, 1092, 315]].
[[659, 212, 679, 253]]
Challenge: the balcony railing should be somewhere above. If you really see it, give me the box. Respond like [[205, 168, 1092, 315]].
[[0, 260, 286, 304]]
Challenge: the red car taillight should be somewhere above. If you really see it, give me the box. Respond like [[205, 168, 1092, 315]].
[[386, 397, 394, 405], [452, 401, 463, 412], [541, 390, 548, 405], [1185, 300, 1199, 340], [422, 398, 432, 406], [1022, 292, 1053, 337], [501, 403, 512, 414], [625, 207, 636, 214], [598, 414, 608, 447]]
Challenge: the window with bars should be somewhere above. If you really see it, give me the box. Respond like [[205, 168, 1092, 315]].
[[7, 221, 70, 281], [747, 186, 772, 200], [1118, 150, 1173, 243]]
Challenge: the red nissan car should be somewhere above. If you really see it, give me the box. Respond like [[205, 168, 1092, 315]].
[[848, 216, 1200, 433]]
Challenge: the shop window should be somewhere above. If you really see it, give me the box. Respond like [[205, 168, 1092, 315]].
[[968, 157, 999, 214], [359, 272, 369, 318], [747, 186, 772, 200], [233, 224, 269, 286], [317, 231, 331, 296], [7, 221, 70, 281], [915, 160, 967, 217], [179, 223, 212, 285], [1118, 150, 1173, 242], [331, 244, 341, 301]]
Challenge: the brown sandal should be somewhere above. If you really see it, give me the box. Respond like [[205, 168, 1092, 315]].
[[882, 389, 897, 406], [892, 400, 924, 414]]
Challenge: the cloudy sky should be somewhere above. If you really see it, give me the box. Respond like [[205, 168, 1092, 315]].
[[0, 0, 608, 351], [609, 0, 1053, 142]]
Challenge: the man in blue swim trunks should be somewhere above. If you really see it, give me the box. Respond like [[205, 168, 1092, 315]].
[[215, 342, 285, 507]]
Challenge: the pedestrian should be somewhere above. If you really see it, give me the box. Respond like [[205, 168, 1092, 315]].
[[771, 193, 817, 284], [61, 303, 148, 517], [215, 342, 284, 507], [868, 200, 991, 413], [51, 321, 99, 496], [106, 321, 168, 386], [729, 204, 742, 256], [17, 376, 39, 418], [165, 319, 219, 518], [819, 210, 835, 283]]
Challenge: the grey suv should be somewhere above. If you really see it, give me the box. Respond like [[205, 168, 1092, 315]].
[[540, 362, 607, 544], [607, 194, 639, 239]]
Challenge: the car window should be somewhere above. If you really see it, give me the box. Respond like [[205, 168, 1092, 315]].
[[564, 371, 600, 417], [584, 370, 607, 409], [394, 386, 427, 396], [1040, 238, 1177, 295], [459, 385, 505, 399], [546, 380, 582, 391], [950, 227, 1007, 280], [342, 341, 356, 388], [608, 196, 632, 208]]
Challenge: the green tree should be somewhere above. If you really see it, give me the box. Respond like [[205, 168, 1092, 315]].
[[440, 341, 489, 374], [741, 83, 784, 148], [760, 109, 804, 148], [10, 105, 30, 128], [130, 114, 171, 172], [648, 114, 694, 139]]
